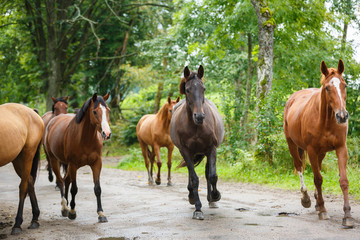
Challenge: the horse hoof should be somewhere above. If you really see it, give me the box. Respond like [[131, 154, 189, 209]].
[[301, 197, 311, 208], [208, 202, 219, 208], [68, 211, 77, 220], [155, 180, 161, 185], [61, 209, 69, 217], [342, 217, 354, 228], [211, 191, 221, 202], [98, 216, 108, 223], [167, 181, 173, 186], [192, 211, 204, 220], [11, 227, 22, 235], [318, 211, 330, 220], [28, 220, 40, 229]]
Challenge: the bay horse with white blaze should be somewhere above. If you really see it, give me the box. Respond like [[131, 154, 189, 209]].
[[170, 65, 224, 220], [283, 59, 353, 228], [44, 93, 111, 222], [0, 103, 44, 235], [42, 96, 69, 184], [136, 97, 180, 186]]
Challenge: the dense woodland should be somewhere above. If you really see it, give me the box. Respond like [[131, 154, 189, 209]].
[[1, 0, 360, 170]]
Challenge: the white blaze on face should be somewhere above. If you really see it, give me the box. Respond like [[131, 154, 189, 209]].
[[100, 105, 111, 136], [329, 77, 343, 108]]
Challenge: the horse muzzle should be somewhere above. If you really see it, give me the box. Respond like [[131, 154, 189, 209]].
[[101, 131, 112, 140], [335, 110, 349, 124], [193, 112, 205, 125]]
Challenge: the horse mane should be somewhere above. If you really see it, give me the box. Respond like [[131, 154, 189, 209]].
[[52, 96, 68, 113], [75, 96, 107, 123], [179, 73, 205, 95], [320, 68, 337, 85]]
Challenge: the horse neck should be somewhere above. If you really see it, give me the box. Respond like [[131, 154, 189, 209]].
[[75, 110, 99, 141], [157, 104, 171, 129]]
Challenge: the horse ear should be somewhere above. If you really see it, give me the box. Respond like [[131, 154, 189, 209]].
[[51, 97, 56, 103], [338, 59, 345, 74], [321, 61, 329, 76], [103, 92, 110, 101], [92, 93, 98, 102], [198, 65, 204, 79], [184, 66, 190, 79], [176, 96, 180, 102], [64, 96, 69, 102], [179, 78, 186, 95], [167, 96, 171, 104]]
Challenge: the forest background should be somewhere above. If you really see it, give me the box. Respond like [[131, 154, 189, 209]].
[[1, 0, 360, 197]]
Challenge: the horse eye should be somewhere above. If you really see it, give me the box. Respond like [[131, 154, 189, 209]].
[[169, 109, 172, 113], [325, 86, 330, 91], [93, 110, 97, 115], [186, 89, 190, 93]]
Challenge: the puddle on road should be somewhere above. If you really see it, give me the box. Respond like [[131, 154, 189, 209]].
[[244, 223, 259, 226], [98, 237, 139, 240], [235, 207, 249, 212], [276, 212, 299, 217]]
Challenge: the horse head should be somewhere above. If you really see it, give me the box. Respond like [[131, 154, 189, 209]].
[[180, 65, 206, 125], [51, 96, 69, 115], [320, 59, 348, 124], [90, 93, 112, 140], [166, 96, 180, 119]]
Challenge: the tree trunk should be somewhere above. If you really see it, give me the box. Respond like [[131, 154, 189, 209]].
[[241, 33, 254, 127], [251, 0, 275, 144], [341, 21, 348, 53], [153, 82, 164, 113]]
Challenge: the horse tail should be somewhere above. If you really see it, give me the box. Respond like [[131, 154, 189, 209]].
[[30, 143, 41, 182]]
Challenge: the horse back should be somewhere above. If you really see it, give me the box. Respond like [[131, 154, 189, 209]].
[[0, 103, 44, 166]]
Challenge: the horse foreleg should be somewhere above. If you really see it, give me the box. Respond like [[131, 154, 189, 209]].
[[167, 145, 174, 186], [336, 146, 354, 228], [181, 150, 203, 220], [91, 160, 107, 223], [154, 144, 162, 185], [206, 148, 221, 208], [27, 175, 40, 229], [308, 148, 328, 220]]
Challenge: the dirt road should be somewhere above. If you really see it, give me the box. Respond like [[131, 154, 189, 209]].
[[1, 157, 359, 240]]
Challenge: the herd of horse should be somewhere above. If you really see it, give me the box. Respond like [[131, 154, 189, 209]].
[[0, 60, 354, 236]]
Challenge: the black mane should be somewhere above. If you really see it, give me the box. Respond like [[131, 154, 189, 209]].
[[75, 96, 107, 123], [52, 96, 68, 113]]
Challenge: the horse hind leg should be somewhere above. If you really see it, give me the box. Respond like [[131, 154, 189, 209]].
[[139, 141, 154, 185], [286, 138, 311, 208], [154, 144, 162, 185]]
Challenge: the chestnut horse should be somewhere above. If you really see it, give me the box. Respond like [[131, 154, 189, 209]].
[[170, 65, 224, 220], [0, 103, 44, 235], [136, 96, 180, 186], [44, 93, 111, 222], [42, 96, 69, 184], [283, 59, 353, 228]]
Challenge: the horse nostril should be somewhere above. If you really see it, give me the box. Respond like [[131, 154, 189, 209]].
[[108, 133, 112, 139], [345, 111, 349, 119]]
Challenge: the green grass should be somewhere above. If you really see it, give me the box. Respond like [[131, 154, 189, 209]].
[[103, 143, 360, 200]]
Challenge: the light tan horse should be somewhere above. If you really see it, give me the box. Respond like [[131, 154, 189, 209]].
[[136, 97, 180, 186], [42, 96, 69, 184], [0, 103, 44, 235], [284, 59, 353, 228], [44, 93, 111, 222]]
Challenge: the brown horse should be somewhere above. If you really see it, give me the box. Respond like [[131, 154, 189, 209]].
[[170, 65, 224, 220], [42, 96, 69, 184], [136, 96, 180, 186], [0, 103, 44, 235], [283, 59, 353, 228], [44, 93, 111, 222]]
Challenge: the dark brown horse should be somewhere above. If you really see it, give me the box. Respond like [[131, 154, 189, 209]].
[[170, 65, 224, 220], [284, 60, 353, 228], [0, 103, 44, 235], [136, 97, 180, 186], [44, 93, 111, 222], [42, 96, 69, 184]]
